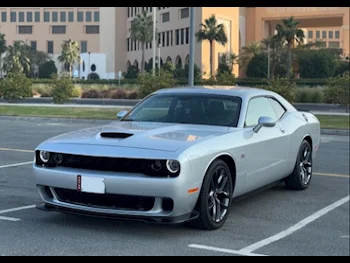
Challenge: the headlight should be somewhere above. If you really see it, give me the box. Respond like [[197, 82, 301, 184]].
[[52, 153, 64, 164], [166, 160, 180, 174], [39, 151, 51, 163]]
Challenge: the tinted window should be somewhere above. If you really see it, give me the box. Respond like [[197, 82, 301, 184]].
[[268, 98, 286, 120], [245, 97, 277, 127], [122, 94, 242, 127]]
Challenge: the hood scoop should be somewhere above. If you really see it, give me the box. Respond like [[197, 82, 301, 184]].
[[99, 132, 133, 139]]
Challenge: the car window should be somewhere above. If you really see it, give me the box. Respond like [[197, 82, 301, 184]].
[[245, 97, 277, 127], [122, 94, 242, 127], [268, 98, 286, 120]]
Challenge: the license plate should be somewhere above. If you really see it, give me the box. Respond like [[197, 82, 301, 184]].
[[77, 175, 105, 194]]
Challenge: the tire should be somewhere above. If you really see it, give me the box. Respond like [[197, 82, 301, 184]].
[[187, 159, 233, 230], [285, 139, 313, 190]]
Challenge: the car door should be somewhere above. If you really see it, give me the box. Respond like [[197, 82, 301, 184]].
[[243, 96, 290, 193]]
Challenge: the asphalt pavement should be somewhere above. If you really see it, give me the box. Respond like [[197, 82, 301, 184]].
[[0, 119, 349, 256]]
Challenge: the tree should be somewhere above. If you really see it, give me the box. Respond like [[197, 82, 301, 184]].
[[0, 33, 7, 78], [22, 42, 50, 78], [129, 11, 154, 73], [58, 39, 81, 77], [260, 35, 286, 78], [195, 15, 228, 78], [3, 41, 30, 75], [238, 42, 261, 72], [276, 16, 305, 79]]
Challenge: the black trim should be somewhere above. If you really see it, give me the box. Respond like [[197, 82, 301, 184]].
[[36, 203, 199, 224]]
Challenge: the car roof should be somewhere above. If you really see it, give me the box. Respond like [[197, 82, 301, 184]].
[[153, 85, 278, 100]]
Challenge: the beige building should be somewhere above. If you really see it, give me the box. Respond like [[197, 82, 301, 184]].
[[0, 7, 100, 55], [1, 7, 349, 79]]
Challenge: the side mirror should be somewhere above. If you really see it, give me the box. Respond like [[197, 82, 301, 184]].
[[116, 110, 128, 119], [253, 116, 276, 133]]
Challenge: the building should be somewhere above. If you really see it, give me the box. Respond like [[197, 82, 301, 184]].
[[1, 7, 349, 79]]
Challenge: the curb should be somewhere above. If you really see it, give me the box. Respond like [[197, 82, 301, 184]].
[[0, 116, 348, 136]]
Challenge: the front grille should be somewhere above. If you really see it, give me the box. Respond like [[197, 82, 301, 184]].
[[35, 151, 178, 177], [54, 188, 155, 211]]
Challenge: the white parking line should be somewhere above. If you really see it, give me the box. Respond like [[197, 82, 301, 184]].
[[0, 161, 33, 169], [238, 195, 350, 254], [188, 244, 268, 256], [0, 216, 21, 222], [0, 205, 36, 215]]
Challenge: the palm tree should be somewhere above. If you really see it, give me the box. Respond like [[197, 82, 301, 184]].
[[129, 11, 154, 73], [219, 52, 238, 72], [238, 42, 261, 71], [0, 33, 7, 78], [195, 15, 228, 78], [3, 41, 30, 74], [58, 39, 81, 77], [276, 16, 305, 78]]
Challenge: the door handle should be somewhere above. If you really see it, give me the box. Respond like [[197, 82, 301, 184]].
[[280, 128, 286, 133]]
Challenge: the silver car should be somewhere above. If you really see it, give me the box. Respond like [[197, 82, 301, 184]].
[[33, 86, 321, 230]]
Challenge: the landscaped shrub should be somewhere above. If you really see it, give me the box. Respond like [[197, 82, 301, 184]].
[[264, 77, 297, 103], [38, 61, 57, 79], [124, 65, 139, 79], [71, 86, 82, 98], [137, 69, 177, 98], [126, 90, 139, 99], [0, 73, 32, 101], [215, 71, 236, 85], [51, 74, 75, 104], [323, 73, 350, 109], [297, 49, 338, 78], [295, 88, 324, 103], [111, 89, 127, 99], [81, 88, 103, 98]]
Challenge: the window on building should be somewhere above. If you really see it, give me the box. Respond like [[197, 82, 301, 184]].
[[44, 11, 50, 22], [27, 12, 32, 22], [1, 12, 6, 22], [328, 41, 340, 48], [18, 12, 24, 22], [127, 7, 130, 18], [322, 30, 326, 39], [162, 12, 170, 23], [68, 11, 74, 22], [10, 11, 16, 22], [162, 32, 165, 46], [60, 11, 66, 22], [52, 25, 66, 34], [185, 27, 189, 44], [166, 31, 170, 46], [180, 28, 184, 44], [308, 30, 313, 39], [131, 7, 133, 17], [180, 8, 189, 19], [328, 31, 333, 39], [35, 11, 40, 22], [316, 30, 320, 39], [30, 41, 37, 51], [170, 30, 173, 46], [81, 41, 87, 53], [47, 41, 54, 54], [86, 11, 91, 22], [127, 38, 130, 51], [18, 26, 33, 34], [175, 29, 179, 45], [52, 11, 58, 22], [335, 31, 340, 39], [94, 11, 99, 22], [77, 11, 83, 22], [85, 25, 99, 34]]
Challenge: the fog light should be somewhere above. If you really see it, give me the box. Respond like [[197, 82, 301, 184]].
[[39, 151, 51, 163], [166, 160, 180, 173], [53, 153, 64, 164], [151, 160, 163, 171]]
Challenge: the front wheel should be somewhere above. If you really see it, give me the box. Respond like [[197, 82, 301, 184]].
[[187, 159, 233, 230], [285, 139, 313, 190]]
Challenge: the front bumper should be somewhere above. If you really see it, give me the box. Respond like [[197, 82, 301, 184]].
[[33, 163, 202, 223]]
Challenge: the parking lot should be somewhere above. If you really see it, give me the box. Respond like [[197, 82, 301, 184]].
[[0, 119, 349, 256]]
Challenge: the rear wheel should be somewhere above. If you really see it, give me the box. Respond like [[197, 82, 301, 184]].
[[187, 159, 233, 230], [285, 139, 313, 190]]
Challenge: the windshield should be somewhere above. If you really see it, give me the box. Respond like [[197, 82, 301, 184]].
[[121, 93, 242, 127]]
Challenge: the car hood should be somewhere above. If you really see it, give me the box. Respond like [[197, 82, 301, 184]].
[[39, 121, 231, 152]]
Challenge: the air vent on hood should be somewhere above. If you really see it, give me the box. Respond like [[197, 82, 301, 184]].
[[100, 132, 133, 139]]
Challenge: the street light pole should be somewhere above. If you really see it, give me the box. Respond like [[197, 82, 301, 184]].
[[188, 7, 195, 86], [152, 7, 157, 76]]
